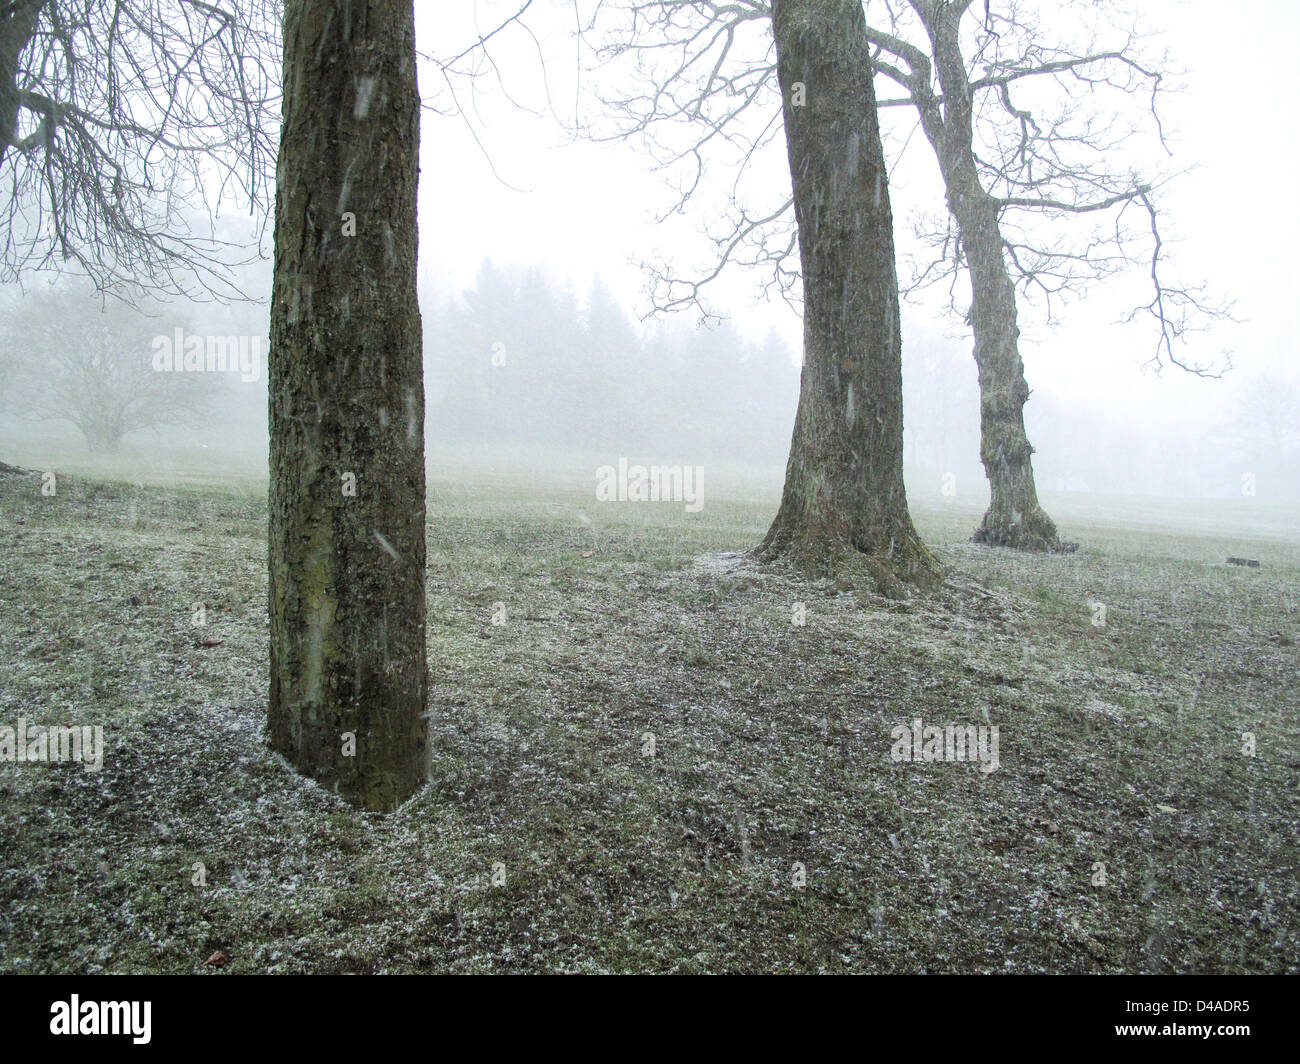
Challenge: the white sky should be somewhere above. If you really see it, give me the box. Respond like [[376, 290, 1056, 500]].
[[414, 0, 1300, 428]]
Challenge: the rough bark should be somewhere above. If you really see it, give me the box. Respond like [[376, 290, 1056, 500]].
[[958, 191, 1063, 550], [0, 0, 43, 166], [268, 0, 428, 812], [756, 0, 941, 596], [914, 1, 1065, 551], [0, 2, 43, 470]]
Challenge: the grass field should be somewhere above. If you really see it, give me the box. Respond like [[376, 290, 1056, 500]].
[[1, 445, 1297, 973]]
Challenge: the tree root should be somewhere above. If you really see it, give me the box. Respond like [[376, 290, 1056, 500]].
[[751, 520, 944, 598], [973, 506, 1077, 553]]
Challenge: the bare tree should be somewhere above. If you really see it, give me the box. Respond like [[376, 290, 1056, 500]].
[[757, 0, 940, 590], [0, 0, 281, 298], [1219, 373, 1300, 489], [862, 0, 1222, 549], [579, 0, 1229, 550], [4, 278, 219, 450]]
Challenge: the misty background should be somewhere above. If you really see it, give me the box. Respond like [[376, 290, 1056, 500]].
[[0, 0, 1295, 507]]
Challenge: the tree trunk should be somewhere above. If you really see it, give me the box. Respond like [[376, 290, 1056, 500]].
[[268, 0, 428, 812], [955, 192, 1063, 550], [78, 413, 125, 454], [756, 0, 940, 596], [917, 1, 1065, 552], [0, 1, 44, 166], [81, 427, 123, 454]]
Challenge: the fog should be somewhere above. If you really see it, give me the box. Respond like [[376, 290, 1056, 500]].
[[1, 0, 1295, 506], [3, 0, 1298, 987]]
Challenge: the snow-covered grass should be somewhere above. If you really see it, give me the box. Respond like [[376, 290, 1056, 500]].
[[0, 459, 1296, 972]]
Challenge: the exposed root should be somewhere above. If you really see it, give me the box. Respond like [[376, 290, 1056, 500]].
[[751, 521, 943, 599], [973, 506, 1077, 553]]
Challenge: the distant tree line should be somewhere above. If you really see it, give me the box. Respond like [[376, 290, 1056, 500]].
[[424, 260, 800, 464], [2, 262, 1289, 502]]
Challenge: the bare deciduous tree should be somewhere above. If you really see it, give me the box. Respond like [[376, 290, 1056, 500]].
[[3, 278, 218, 450], [757, 0, 940, 591], [1219, 373, 1300, 486], [578, 0, 1229, 550], [863, 0, 1232, 549], [0, 0, 281, 298]]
